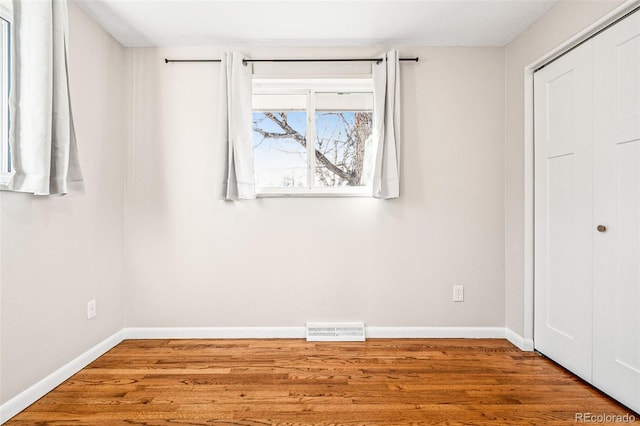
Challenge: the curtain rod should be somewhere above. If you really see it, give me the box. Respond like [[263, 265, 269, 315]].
[[164, 57, 419, 65]]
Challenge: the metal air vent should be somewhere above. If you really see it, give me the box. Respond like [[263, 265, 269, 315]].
[[306, 322, 365, 342]]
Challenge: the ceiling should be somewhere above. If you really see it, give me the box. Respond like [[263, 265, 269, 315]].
[[74, 0, 559, 48]]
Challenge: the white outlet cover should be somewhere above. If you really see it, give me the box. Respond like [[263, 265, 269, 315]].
[[87, 300, 96, 319], [453, 286, 464, 302]]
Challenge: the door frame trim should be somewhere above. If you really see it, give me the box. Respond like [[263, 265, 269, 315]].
[[524, 0, 640, 348]]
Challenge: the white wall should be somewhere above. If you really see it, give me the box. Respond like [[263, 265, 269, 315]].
[[0, 3, 126, 404], [124, 46, 506, 328], [504, 0, 624, 336]]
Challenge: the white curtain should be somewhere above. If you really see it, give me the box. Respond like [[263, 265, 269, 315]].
[[7, 0, 84, 196], [217, 52, 255, 200], [371, 49, 400, 199]]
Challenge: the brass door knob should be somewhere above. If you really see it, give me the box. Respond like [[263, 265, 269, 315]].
[[597, 225, 607, 232]]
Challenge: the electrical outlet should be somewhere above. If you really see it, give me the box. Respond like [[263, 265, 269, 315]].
[[453, 285, 464, 302], [87, 299, 97, 319]]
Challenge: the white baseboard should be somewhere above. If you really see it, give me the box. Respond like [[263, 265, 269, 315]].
[[366, 326, 506, 339], [505, 328, 534, 351], [123, 326, 506, 340], [123, 326, 306, 339], [0, 329, 125, 425], [1, 325, 529, 424]]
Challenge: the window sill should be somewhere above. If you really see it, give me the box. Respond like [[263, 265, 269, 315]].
[[256, 187, 372, 198], [0, 171, 12, 188]]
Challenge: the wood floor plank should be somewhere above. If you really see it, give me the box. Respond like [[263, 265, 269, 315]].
[[5, 339, 638, 425]]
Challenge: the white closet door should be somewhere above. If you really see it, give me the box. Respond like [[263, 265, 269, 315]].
[[592, 10, 640, 413], [534, 42, 594, 381]]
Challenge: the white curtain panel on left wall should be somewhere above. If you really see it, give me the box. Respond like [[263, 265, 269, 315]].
[[6, 0, 84, 196], [217, 51, 255, 201]]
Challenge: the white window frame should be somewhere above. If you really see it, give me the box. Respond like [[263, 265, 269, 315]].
[[252, 78, 374, 197], [0, 4, 11, 186]]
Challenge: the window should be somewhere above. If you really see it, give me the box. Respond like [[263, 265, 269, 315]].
[[252, 79, 373, 196], [0, 9, 10, 185]]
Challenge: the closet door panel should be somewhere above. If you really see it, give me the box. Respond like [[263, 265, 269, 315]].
[[534, 42, 593, 381], [592, 10, 640, 413]]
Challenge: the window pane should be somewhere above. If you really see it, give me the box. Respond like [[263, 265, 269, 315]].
[[315, 111, 373, 187], [253, 111, 307, 188]]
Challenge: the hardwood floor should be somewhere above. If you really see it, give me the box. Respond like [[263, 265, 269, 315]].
[[6, 339, 637, 425]]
